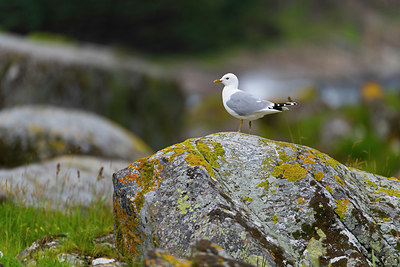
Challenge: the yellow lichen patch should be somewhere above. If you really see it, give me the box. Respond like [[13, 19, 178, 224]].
[[364, 177, 378, 189], [334, 198, 350, 220], [121, 157, 164, 213], [314, 151, 340, 170], [325, 186, 333, 194], [113, 197, 143, 257], [159, 252, 192, 267], [195, 140, 225, 169], [212, 243, 223, 250], [314, 172, 324, 181], [334, 175, 344, 187], [325, 156, 339, 170], [212, 141, 225, 160], [301, 154, 316, 171], [303, 157, 315, 165], [165, 139, 225, 179], [296, 198, 306, 204], [184, 149, 215, 177], [308, 153, 316, 159], [163, 143, 185, 162], [378, 188, 400, 197], [275, 141, 299, 152], [278, 150, 294, 163], [243, 196, 254, 203], [177, 193, 191, 215], [124, 157, 149, 183], [387, 177, 400, 182], [273, 215, 279, 224], [257, 180, 269, 192], [271, 165, 284, 177], [271, 163, 308, 182]]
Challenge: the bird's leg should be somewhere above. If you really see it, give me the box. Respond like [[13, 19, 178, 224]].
[[238, 120, 243, 132], [249, 121, 252, 134]]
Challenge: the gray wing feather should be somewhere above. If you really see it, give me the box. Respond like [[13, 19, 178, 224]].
[[226, 91, 274, 116]]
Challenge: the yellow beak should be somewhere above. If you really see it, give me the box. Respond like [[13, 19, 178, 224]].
[[213, 79, 222, 83]]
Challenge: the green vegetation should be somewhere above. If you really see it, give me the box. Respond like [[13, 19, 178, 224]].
[[259, 90, 400, 177], [0, 198, 117, 266], [1, 1, 397, 55], [0, 0, 279, 54]]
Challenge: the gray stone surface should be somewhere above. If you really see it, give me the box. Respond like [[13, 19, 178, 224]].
[[0, 33, 184, 149], [113, 132, 400, 266], [0, 105, 151, 167], [0, 155, 129, 208]]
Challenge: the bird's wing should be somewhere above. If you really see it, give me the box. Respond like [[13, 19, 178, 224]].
[[226, 91, 274, 116]]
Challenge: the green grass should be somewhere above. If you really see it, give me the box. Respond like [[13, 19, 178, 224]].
[[0, 198, 117, 266]]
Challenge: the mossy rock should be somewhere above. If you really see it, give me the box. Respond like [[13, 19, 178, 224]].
[[0, 105, 151, 167], [113, 132, 400, 266], [0, 35, 184, 149]]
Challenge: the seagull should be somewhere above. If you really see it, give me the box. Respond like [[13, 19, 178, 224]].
[[214, 73, 297, 134]]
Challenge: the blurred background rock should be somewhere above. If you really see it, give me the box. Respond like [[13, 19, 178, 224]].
[[0, 0, 399, 177]]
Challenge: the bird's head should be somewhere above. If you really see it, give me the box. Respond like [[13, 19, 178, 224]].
[[213, 73, 239, 87]]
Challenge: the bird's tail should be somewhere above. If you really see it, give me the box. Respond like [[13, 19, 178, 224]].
[[273, 101, 297, 111]]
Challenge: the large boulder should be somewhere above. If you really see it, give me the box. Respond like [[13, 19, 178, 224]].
[[113, 132, 400, 266], [0, 155, 129, 208], [0, 105, 151, 167], [0, 33, 184, 149]]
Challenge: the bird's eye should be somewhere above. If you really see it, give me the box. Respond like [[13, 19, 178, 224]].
[[226, 77, 229, 80]]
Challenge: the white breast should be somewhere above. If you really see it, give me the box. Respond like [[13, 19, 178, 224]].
[[222, 86, 241, 118]]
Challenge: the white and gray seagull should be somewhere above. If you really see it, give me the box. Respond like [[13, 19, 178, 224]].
[[214, 73, 297, 134]]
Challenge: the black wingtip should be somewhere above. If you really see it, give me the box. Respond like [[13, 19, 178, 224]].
[[272, 102, 297, 110]]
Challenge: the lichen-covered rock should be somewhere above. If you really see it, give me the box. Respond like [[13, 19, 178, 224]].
[[145, 240, 252, 267], [16, 233, 125, 266], [17, 234, 67, 264], [0, 155, 129, 208], [0, 33, 184, 149], [113, 132, 400, 266], [0, 105, 151, 167], [145, 249, 192, 267], [190, 239, 254, 267]]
